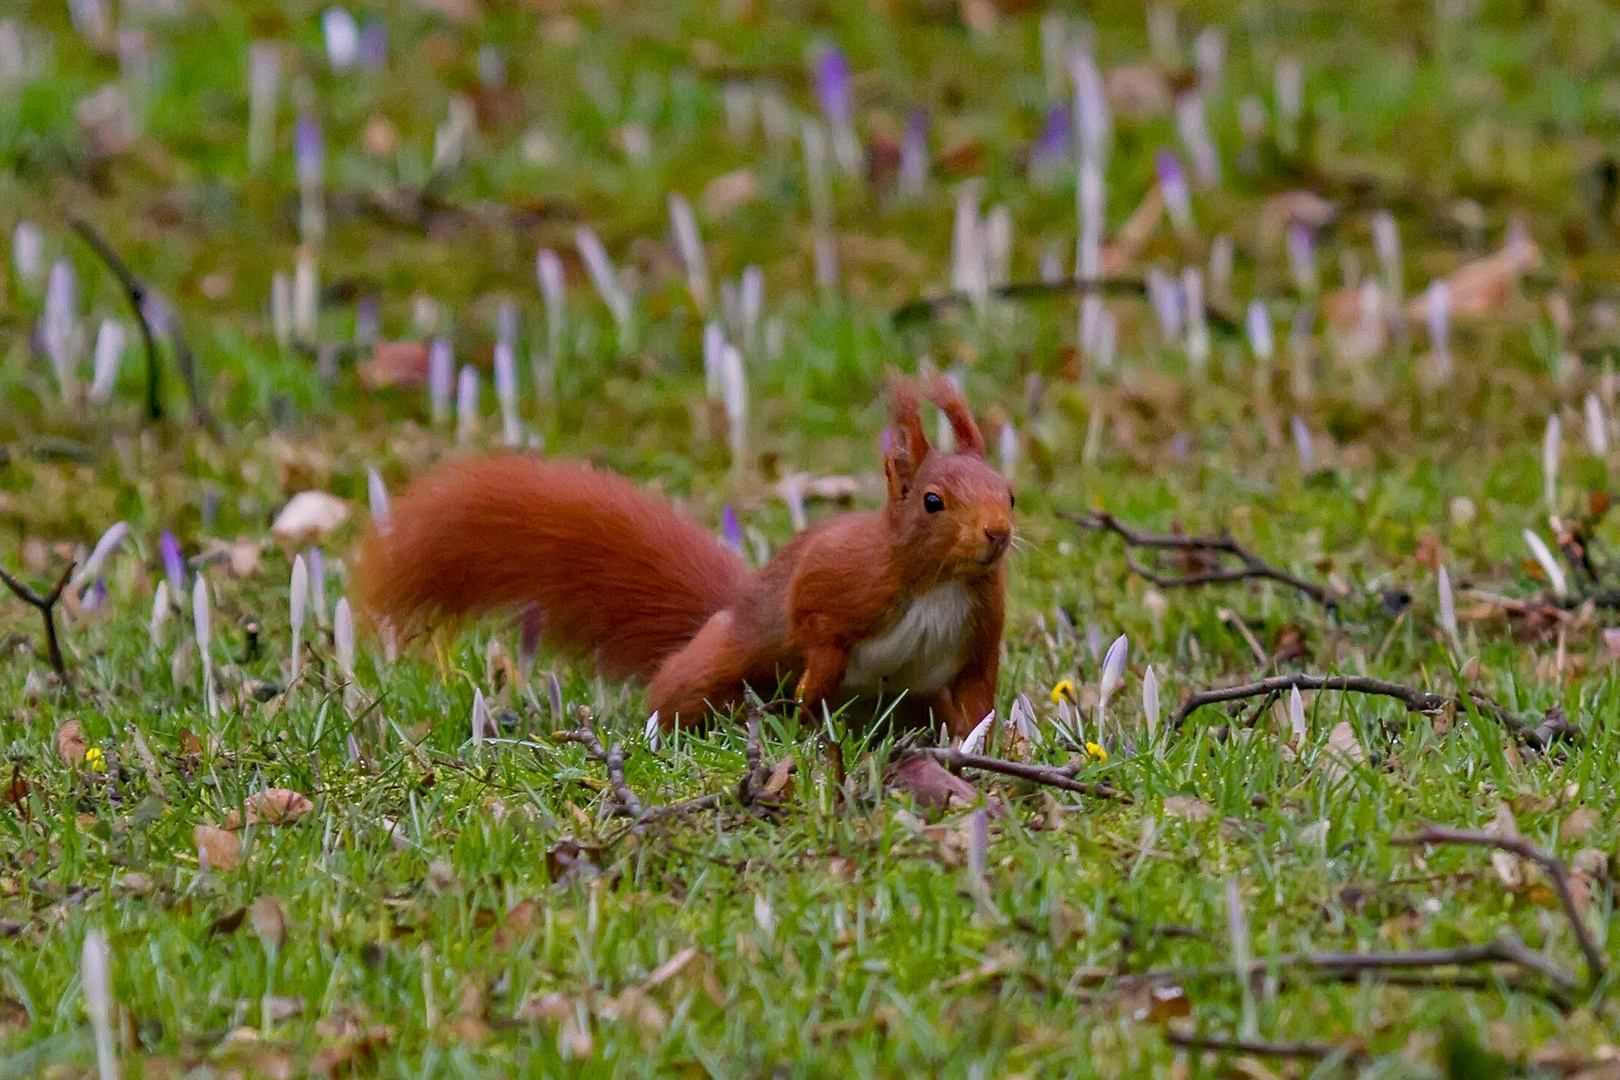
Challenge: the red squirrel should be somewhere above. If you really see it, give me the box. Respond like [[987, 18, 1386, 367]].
[[356, 374, 1014, 736]]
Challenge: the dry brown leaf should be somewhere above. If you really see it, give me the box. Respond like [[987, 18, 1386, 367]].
[[270, 492, 350, 548], [1407, 229, 1541, 321], [54, 720, 87, 766], [1319, 721, 1366, 785], [493, 899, 539, 950], [515, 992, 571, 1023], [1101, 188, 1163, 274], [225, 788, 314, 829], [227, 539, 263, 579], [760, 757, 795, 802], [250, 896, 288, 949], [1559, 808, 1600, 844], [361, 341, 431, 389], [642, 946, 699, 991], [195, 825, 242, 871], [701, 168, 759, 218], [885, 754, 981, 815], [1162, 796, 1212, 822]]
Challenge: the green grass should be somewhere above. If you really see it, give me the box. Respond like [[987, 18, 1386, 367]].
[[3, 0, 1620, 1075]]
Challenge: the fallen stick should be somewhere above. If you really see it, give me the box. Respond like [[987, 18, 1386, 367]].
[[0, 561, 75, 687], [919, 746, 1131, 802], [1166, 1031, 1364, 1064], [1394, 827, 1606, 989], [1169, 673, 1555, 748], [556, 724, 643, 819], [1060, 510, 1335, 610], [70, 217, 213, 431]]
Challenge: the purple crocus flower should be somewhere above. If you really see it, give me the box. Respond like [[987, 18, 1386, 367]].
[[898, 107, 929, 195], [81, 577, 107, 613], [160, 529, 185, 595], [720, 506, 743, 553], [1033, 103, 1070, 163], [357, 19, 387, 69], [355, 296, 379, 345], [814, 45, 860, 173], [814, 47, 851, 129], [1154, 148, 1193, 235], [1028, 104, 1070, 187], [294, 114, 323, 187]]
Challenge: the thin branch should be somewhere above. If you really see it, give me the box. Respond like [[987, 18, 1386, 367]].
[[1060, 510, 1335, 610], [556, 726, 642, 819], [1169, 673, 1551, 748], [556, 702, 793, 829], [1108, 932, 1578, 1004], [893, 275, 1243, 333], [919, 746, 1131, 802], [70, 217, 212, 431], [0, 561, 74, 686], [1165, 1031, 1364, 1064], [1394, 827, 1606, 988]]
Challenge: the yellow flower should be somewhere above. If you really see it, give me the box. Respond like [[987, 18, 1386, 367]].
[[1051, 679, 1076, 706], [1085, 742, 1108, 764], [84, 747, 107, 773]]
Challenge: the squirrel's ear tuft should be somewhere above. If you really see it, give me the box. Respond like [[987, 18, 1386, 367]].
[[884, 374, 929, 499], [925, 376, 986, 457]]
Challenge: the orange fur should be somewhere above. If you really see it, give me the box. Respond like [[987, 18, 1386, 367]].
[[356, 376, 1014, 734]]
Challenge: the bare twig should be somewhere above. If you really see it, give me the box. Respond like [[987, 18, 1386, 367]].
[[893, 276, 1243, 334], [1109, 932, 1578, 1003], [919, 746, 1131, 802], [1169, 673, 1550, 747], [70, 217, 212, 430], [558, 702, 793, 829], [1060, 510, 1335, 610], [0, 561, 75, 686], [1166, 1031, 1364, 1064], [1394, 827, 1606, 988], [556, 725, 643, 819]]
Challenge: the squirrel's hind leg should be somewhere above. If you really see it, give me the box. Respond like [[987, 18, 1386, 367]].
[[648, 610, 754, 729]]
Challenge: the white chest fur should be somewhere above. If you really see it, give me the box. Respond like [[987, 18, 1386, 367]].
[[841, 581, 974, 696]]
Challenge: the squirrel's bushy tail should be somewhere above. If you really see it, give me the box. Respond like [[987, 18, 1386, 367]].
[[356, 454, 748, 681]]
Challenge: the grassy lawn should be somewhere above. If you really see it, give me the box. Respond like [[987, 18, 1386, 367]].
[[4, 0, 1620, 1075]]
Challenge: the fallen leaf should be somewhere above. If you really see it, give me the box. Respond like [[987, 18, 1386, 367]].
[[194, 824, 243, 871], [0, 996, 27, 1033], [250, 896, 288, 949], [493, 899, 539, 949], [701, 168, 759, 218], [361, 341, 431, 389], [547, 838, 600, 883], [1320, 721, 1366, 785], [1407, 228, 1542, 321], [515, 992, 571, 1022], [120, 872, 154, 893], [209, 906, 248, 935], [2, 765, 30, 806], [1560, 808, 1600, 844], [886, 754, 987, 815], [1162, 796, 1212, 823], [759, 757, 795, 803], [225, 788, 314, 829], [54, 720, 87, 766], [642, 946, 699, 990], [270, 491, 350, 548]]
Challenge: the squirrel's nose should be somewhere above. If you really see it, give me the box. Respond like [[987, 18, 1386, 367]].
[[984, 524, 1011, 552]]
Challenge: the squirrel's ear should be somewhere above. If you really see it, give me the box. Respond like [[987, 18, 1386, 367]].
[[926, 376, 986, 457], [884, 376, 929, 500]]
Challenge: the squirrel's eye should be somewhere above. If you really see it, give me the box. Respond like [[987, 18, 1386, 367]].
[[923, 492, 945, 513], [1009, 493, 1016, 509]]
